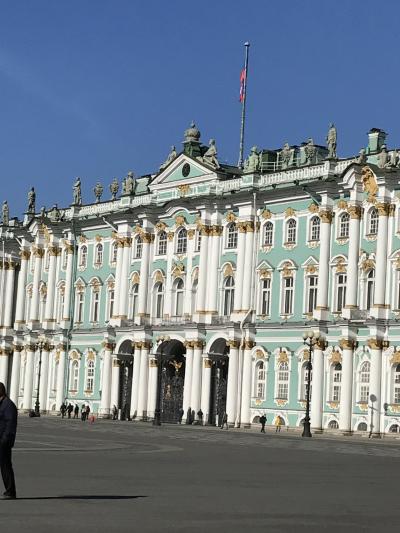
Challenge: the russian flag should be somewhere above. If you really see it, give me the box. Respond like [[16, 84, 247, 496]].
[[239, 68, 246, 103]]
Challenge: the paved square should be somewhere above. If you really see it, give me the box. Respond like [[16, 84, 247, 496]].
[[4, 418, 400, 532]]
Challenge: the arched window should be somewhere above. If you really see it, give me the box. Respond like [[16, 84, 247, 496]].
[[79, 245, 87, 268], [226, 223, 238, 249], [176, 228, 187, 254], [357, 422, 368, 432], [111, 242, 118, 263], [158, 231, 167, 255], [282, 276, 294, 315], [191, 279, 198, 315], [328, 420, 339, 429], [130, 283, 139, 318], [223, 276, 235, 316], [69, 360, 79, 391], [339, 212, 350, 238], [369, 208, 379, 235], [254, 361, 266, 399], [306, 275, 318, 313], [154, 283, 164, 319], [310, 216, 320, 241], [359, 361, 370, 403], [134, 236, 143, 259], [366, 269, 375, 310], [174, 278, 184, 316], [75, 289, 85, 323], [261, 278, 271, 315], [95, 243, 103, 265], [277, 361, 289, 400], [393, 363, 400, 404], [331, 363, 342, 401], [286, 219, 297, 244], [91, 288, 100, 323], [335, 273, 347, 312], [264, 222, 273, 246], [389, 424, 400, 433], [85, 360, 95, 392], [107, 288, 115, 320]]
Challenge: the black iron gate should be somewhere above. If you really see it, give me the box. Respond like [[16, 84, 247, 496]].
[[161, 355, 185, 423], [118, 356, 133, 420], [209, 356, 228, 426]]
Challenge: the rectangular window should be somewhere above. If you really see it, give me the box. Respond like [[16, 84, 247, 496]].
[[336, 274, 347, 312], [283, 277, 294, 315], [277, 383, 288, 400], [360, 385, 369, 403], [108, 290, 115, 320], [332, 385, 341, 402], [261, 278, 271, 315], [92, 291, 100, 322], [76, 292, 84, 323], [196, 231, 201, 252], [307, 276, 318, 313]]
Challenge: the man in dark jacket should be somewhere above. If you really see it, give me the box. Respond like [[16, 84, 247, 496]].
[[0, 382, 17, 499]]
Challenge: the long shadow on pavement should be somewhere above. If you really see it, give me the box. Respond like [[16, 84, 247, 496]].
[[12, 495, 146, 500]]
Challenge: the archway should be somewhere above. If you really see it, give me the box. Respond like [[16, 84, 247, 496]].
[[115, 340, 134, 420], [208, 338, 229, 426], [157, 339, 186, 423]]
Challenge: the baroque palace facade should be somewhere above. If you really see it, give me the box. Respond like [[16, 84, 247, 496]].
[[2, 123, 400, 435]]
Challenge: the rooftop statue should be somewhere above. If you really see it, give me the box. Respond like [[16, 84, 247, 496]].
[[159, 145, 177, 171], [202, 139, 220, 169], [304, 138, 317, 165], [122, 171, 136, 195], [40, 206, 46, 221], [49, 204, 61, 222], [184, 121, 201, 143], [109, 178, 119, 200], [326, 123, 337, 159], [280, 143, 291, 169], [389, 149, 399, 168], [377, 145, 390, 169], [356, 148, 367, 165], [94, 182, 103, 203], [73, 177, 82, 205], [2, 200, 9, 226], [27, 187, 36, 213], [245, 146, 261, 172]]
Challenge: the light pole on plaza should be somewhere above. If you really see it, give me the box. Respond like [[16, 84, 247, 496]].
[[34, 336, 47, 417], [301, 330, 320, 438], [153, 335, 170, 426]]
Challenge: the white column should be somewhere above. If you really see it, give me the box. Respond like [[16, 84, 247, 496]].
[[240, 344, 253, 427], [241, 225, 254, 311], [99, 345, 113, 417], [315, 211, 332, 311], [14, 251, 29, 326], [44, 247, 58, 321], [196, 227, 209, 313], [3, 263, 16, 327], [226, 342, 239, 424], [9, 347, 22, 404], [118, 238, 131, 318], [374, 203, 390, 307], [137, 234, 151, 318], [345, 207, 361, 309], [137, 342, 150, 419], [55, 348, 66, 410], [338, 340, 355, 433], [200, 357, 212, 424], [130, 344, 141, 418], [190, 343, 203, 416], [0, 350, 9, 386], [62, 244, 75, 322], [310, 347, 324, 430], [233, 223, 247, 311], [147, 357, 158, 419], [206, 227, 221, 313], [113, 240, 124, 318], [30, 247, 44, 322], [39, 349, 50, 412], [110, 358, 120, 412], [369, 340, 383, 437], [23, 346, 35, 410], [182, 342, 194, 415]]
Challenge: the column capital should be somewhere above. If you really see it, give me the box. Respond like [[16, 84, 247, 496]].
[[142, 233, 152, 244], [12, 344, 24, 352], [184, 340, 194, 348], [149, 358, 158, 367], [228, 339, 240, 349], [192, 340, 204, 349], [25, 343, 37, 352], [367, 338, 383, 350], [209, 225, 223, 236], [32, 246, 45, 258], [203, 358, 213, 368], [19, 250, 31, 260], [242, 340, 255, 350], [338, 338, 356, 350], [319, 210, 333, 223], [237, 221, 247, 233], [347, 205, 362, 219], [376, 202, 390, 216], [48, 246, 60, 257], [102, 341, 115, 351]]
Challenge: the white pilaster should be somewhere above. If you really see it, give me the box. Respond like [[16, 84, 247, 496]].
[[110, 358, 120, 412], [315, 209, 332, 320], [344, 207, 361, 313], [62, 243, 75, 326], [137, 343, 150, 419], [369, 340, 383, 437], [14, 250, 29, 328], [9, 347, 22, 404], [130, 344, 141, 418], [147, 357, 158, 419], [206, 226, 221, 314], [240, 344, 253, 427], [241, 225, 254, 311], [233, 223, 246, 312], [44, 246, 58, 325], [196, 226, 209, 314], [137, 233, 151, 320], [30, 247, 44, 322], [55, 348, 66, 410], [3, 263, 16, 328], [118, 238, 132, 319], [338, 340, 355, 433], [23, 346, 35, 410], [190, 342, 203, 416], [372, 203, 390, 316], [310, 347, 324, 430], [112, 240, 124, 320], [99, 346, 113, 417], [0, 350, 9, 386], [226, 342, 239, 424], [39, 349, 50, 412], [182, 342, 194, 416], [200, 357, 212, 424]]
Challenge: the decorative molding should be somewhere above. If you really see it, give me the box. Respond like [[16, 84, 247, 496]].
[[167, 231, 174, 241], [131, 272, 140, 284], [261, 209, 272, 220], [175, 215, 186, 226], [339, 338, 356, 350], [284, 207, 296, 218], [328, 350, 342, 364], [226, 211, 236, 223], [187, 229, 195, 239], [278, 351, 289, 364], [308, 203, 319, 213], [155, 222, 167, 232], [223, 263, 234, 278], [319, 210, 333, 223], [348, 205, 362, 219], [259, 268, 271, 279], [337, 199, 348, 210], [376, 202, 390, 217], [177, 184, 190, 197], [367, 338, 383, 350]]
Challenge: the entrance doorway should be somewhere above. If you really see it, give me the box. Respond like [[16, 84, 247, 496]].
[[157, 339, 186, 423], [208, 338, 229, 426], [116, 340, 134, 420]]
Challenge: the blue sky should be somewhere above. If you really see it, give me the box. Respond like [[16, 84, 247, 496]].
[[1, 0, 399, 216]]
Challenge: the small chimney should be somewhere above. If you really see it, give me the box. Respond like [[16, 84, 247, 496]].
[[367, 128, 387, 153]]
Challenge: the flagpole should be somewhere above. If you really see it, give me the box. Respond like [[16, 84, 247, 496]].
[[238, 42, 250, 169]]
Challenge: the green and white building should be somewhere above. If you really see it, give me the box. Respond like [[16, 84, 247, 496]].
[[1, 123, 400, 435]]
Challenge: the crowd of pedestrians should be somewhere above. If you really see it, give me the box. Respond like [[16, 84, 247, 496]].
[[60, 402, 92, 422]]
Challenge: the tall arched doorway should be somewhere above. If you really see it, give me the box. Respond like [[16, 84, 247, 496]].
[[157, 339, 186, 423], [208, 338, 229, 426], [116, 340, 134, 420]]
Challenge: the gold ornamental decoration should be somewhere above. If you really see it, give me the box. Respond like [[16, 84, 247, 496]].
[[335, 259, 346, 273], [255, 349, 264, 359], [154, 271, 164, 283], [339, 338, 356, 350], [285, 207, 296, 218], [177, 184, 190, 197], [261, 209, 272, 220], [361, 258, 375, 272], [226, 211, 236, 223], [79, 235, 87, 243], [187, 229, 195, 239], [337, 199, 348, 210], [329, 350, 342, 364], [223, 264, 234, 278], [278, 351, 289, 364], [155, 222, 167, 232], [131, 272, 140, 284], [167, 231, 174, 241], [95, 234, 103, 242], [319, 210, 333, 223], [175, 215, 186, 226], [259, 269, 271, 279], [376, 202, 390, 217], [347, 205, 362, 219], [362, 166, 378, 203], [367, 338, 383, 350], [308, 203, 319, 213], [390, 351, 400, 365], [306, 265, 317, 274]]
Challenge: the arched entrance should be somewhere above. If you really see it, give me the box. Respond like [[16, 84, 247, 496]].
[[157, 339, 186, 423], [116, 340, 134, 420], [208, 338, 229, 426]]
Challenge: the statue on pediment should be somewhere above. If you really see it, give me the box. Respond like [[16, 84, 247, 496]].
[[304, 138, 317, 165], [280, 143, 291, 169], [202, 139, 220, 169], [389, 149, 399, 168], [49, 204, 61, 222], [245, 146, 260, 172], [326, 123, 337, 159], [356, 148, 367, 165], [159, 145, 177, 171], [94, 182, 103, 203], [122, 171, 136, 195], [377, 145, 390, 169], [2, 201, 9, 226], [72, 177, 82, 205], [184, 121, 201, 143], [109, 178, 119, 200], [27, 187, 36, 213]]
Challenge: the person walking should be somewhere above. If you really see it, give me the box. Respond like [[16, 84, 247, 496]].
[[0, 382, 17, 499], [85, 405, 90, 421], [178, 408, 184, 424], [60, 403, 66, 418], [275, 416, 282, 433], [112, 405, 118, 420], [220, 412, 228, 430], [260, 414, 267, 433], [67, 403, 73, 419], [73, 404, 79, 419], [197, 409, 203, 425], [81, 404, 86, 421]]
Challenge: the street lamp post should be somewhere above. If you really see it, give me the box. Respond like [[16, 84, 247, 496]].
[[301, 330, 320, 438], [34, 337, 46, 417]]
